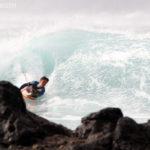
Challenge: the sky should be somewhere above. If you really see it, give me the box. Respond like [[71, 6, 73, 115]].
[[0, 0, 150, 15], [0, 0, 150, 33]]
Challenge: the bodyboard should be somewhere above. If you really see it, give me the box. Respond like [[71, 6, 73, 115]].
[[22, 94, 37, 100], [21, 86, 37, 100]]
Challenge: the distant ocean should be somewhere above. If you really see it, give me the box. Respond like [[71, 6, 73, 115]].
[[0, 22, 150, 129]]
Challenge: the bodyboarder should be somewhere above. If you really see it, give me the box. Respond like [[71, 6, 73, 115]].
[[20, 76, 49, 99]]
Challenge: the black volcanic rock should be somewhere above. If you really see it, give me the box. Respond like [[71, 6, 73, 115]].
[[0, 81, 26, 113], [69, 109, 150, 150], [113, 117, 150, 150], [0, 81, 72, 149], [1, 81, 150, 150], [75, 107, 123, 138]]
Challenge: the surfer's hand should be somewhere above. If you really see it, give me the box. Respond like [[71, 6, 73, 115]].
[[27, 95, 32, 98]]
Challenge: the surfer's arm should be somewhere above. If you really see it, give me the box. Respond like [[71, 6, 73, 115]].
[[20, 81, 38, 90], [19, 82, 29, 90], [31, 88, 45, 97]]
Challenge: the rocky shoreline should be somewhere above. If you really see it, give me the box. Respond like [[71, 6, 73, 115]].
[[0, 81, 150, 150]]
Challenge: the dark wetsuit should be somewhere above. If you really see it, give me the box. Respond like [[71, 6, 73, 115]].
[[20, 81, 45, 98]]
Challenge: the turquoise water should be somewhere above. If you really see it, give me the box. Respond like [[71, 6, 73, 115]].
[[0, 29, 150, 129]]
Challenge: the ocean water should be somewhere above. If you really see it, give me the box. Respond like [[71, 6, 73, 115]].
[[0, 25, 150, 130]]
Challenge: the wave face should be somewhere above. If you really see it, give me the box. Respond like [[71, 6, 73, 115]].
[[0, 28, 150, 129]]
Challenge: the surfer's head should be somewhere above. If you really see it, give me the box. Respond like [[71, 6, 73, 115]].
[[40, 76, 49, 82], [38, 76, 49, 87]]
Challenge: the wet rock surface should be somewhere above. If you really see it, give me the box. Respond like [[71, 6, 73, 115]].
[[75, 107, 123, 138], [0, 81, 72, 150], [0, 81, 150, 150]]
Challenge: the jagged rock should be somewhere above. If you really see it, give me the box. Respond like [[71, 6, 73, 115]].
[[113, 117, 150, 150], [75, 107, 123, 138], [0, 80, 26, 113], [68, 133, 113, 150], [69, 116, 150, 150], [1, 81, 150, 150], [0, 81, 72, 149], [143, 120, 150, 139]]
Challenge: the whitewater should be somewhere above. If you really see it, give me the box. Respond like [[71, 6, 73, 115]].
[[0, 21, 150, 130]]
